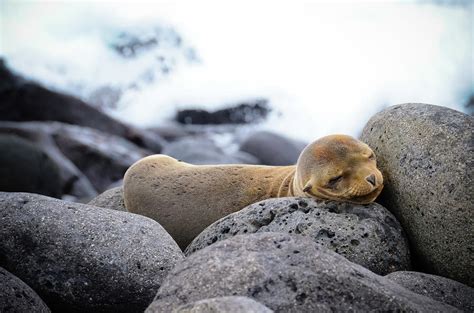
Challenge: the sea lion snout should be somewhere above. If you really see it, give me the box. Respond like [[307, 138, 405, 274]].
[[366, 174, 376, 186]]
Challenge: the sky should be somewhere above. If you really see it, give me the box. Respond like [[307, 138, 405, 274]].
[[1, 0, 472, 141]]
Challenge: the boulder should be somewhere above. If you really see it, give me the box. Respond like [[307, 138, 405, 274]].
[[360, 103, 474, 286], [0, 134, 62, 197], [0, 266, 51, 313], [175, 99, 270, 125], [0, 122, 98, 198], [186, 197, 410, 275], [0, 192, 184, 313], [148, 233, 457, 312], [239, 131, 306, 165], [174, 296, 273, 313], [163, 137, 259, 165], [88, 187, 126, 211], [385, 271, 474, 312], [0, 60, 164, 152]]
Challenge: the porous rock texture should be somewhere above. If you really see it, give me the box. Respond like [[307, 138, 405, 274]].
[[88, 187, 126, 211], [360, 103, 473, 286], [0, 192, 184, 313], [385, 271, 474, 312], [0, 134, 62, 197], [185, 197, 410, 275], [0, 266, 51, 313], [173, 296, 273, 313], [148, 232, 457, 312]]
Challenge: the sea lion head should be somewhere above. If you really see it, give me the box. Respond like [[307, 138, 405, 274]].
[[294, 134, 383, 204]]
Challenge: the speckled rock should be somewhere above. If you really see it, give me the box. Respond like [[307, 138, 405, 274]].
[[360, 103, 473, 286], [239, 131, 306, 165], [148, 233, 457, 312], [88, 187, 126, 211], [0, 192, 184, 313], [173, 296, 273, 313], [0, 134, 62, 197], [163, 137, 259, 165], [0, 266, 51, 313], [385, 271, 474, 312], [186, 197, 410, 275]]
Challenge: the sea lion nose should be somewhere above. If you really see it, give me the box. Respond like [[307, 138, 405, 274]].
[[366, 174, 376, 186]]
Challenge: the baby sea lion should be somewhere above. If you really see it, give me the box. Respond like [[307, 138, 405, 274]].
[[123, 134, 383, 249]]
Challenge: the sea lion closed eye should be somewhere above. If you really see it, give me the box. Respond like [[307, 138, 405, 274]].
[[123, 134, 383, 248]]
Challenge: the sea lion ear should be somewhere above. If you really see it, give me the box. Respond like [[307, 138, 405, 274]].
[[302, 182, 312, 193]]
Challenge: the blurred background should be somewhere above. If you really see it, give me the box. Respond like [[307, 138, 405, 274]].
[[0, 0, 472, 200]]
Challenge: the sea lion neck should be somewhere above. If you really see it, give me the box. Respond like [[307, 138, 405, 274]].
[[275, 166, 299, 197]]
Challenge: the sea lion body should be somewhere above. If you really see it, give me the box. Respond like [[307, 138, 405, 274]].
[[124, 135, 383, 249]]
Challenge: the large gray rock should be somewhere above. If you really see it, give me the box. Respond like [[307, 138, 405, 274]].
[[88, 187, 126, 211], [174, 296, 273, 313], [0, 122, 98, 198], [186, 197, 410, 275], [0, 266, 51, 313], [0, 134, 62, 197], [360, 103, 473, 286], [239, 131, 306, 165], [0, 192, 184, 313], [148, 233, 457, 312], [163, 137, 259, 165], [385, 271, 474, 312]]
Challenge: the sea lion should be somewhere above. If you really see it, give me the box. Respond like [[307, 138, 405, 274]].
[[123, 134, 383, 249]]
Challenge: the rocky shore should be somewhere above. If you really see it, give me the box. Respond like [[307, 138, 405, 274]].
[[0, 61, 473, 312]]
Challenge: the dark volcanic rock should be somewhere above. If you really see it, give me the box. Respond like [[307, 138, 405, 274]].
[[385, 271, 474, 312], [360, 103, 474, 286], [0, 266, 51, 313], [163, 137, 259, 165], [147, 233, 457, 312], [0, 134, 62, 197], [239, 131, 306, 165], [176, 99, 270, 125], [0, 60, 164, 152], [88, 187, 126, 211], [174, 296, 273, 313], [186, 197, 410, 275], [0, 192, 184, 313]]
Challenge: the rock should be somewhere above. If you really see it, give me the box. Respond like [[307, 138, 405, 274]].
[[239, 131, 306, 165], [385, 271, 474, 312], [163, 137, 259, 165], [0, 122, 98, 198], [148, 233, 457, 312], [176, 99, 270, 125], [174, 296, 273, 313], [88, 187, 126, 211], [0, 266, 51, 313], [147, 123, 190, 142], [186, 197, 410, 275], [0, 60, 164, 152], [0, 134, 62, 197], [360, 103, 474, 286], [0, 192, 184, 313]]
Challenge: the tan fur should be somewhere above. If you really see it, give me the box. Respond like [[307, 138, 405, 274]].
[[123, 134, 383, 249]]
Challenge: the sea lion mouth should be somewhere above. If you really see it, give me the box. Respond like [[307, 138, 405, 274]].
[[306, 185, 383, 204]]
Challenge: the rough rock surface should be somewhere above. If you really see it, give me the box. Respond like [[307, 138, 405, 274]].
[[88, 187, 126, 211], [148, 233, 457, 312], [163, 137, 259, 165], [0, 134, 62, 197], [0, 266, 51, 313], [0, 192, 184, 313], [186, 197, 410, 275], [360, 103, 473, 286], [239, 131, 306, 165], [173, 296, 273, 313], [0, 60, 164, 152], [385, 271, 474, 312]]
